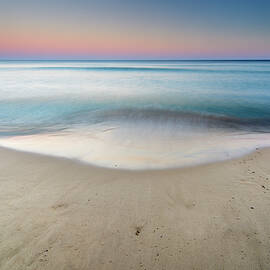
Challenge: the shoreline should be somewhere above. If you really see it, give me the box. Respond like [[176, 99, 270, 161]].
[[1, 146, 270, 269], [0, 143, 267, 172]]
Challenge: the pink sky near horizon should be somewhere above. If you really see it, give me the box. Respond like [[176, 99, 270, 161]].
[[1, 28, 269, 59]]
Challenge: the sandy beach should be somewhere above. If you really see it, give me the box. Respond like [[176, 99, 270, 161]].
[[0, 147, 270, 270]]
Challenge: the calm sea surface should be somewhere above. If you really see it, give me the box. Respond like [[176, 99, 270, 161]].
[[0, 60, 270, 169]]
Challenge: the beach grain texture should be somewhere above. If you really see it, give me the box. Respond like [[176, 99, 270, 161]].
[[0, 147, 270, 270]]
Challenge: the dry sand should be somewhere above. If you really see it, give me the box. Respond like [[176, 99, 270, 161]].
[[0, 146, 270, 270]]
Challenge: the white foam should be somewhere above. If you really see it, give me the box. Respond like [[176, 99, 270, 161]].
[[1, 124, 270, 169]]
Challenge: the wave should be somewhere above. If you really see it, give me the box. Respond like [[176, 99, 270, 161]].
[[1, 108, 270, 169], [66, 108, 270, 134], [1, 107, 270, 138], [1, 66, 270, 74]]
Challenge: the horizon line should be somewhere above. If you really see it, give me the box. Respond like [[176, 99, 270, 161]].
[[0, 59, 270, 61]]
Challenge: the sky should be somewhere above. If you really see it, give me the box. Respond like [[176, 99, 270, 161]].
[[0, 0, 269, 60]]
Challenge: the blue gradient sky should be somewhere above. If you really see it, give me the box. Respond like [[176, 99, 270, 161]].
[[0, 0, 269, 59]]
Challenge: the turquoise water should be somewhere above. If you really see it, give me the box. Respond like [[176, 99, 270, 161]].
[[0, 60, 270, 169]]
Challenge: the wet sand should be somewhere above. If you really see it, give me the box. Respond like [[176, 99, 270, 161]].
[[0, 147, 270, 270]]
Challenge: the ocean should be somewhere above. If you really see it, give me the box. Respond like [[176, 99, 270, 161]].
[[0, 60, 270, 169]]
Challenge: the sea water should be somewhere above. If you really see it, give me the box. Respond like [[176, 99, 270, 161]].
[[0, 60, 270, 169]]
